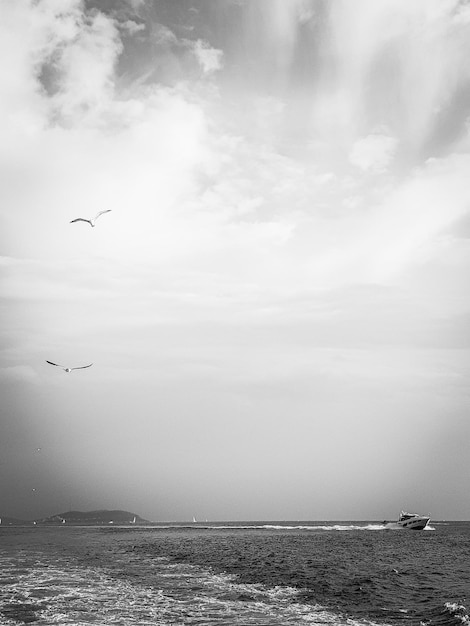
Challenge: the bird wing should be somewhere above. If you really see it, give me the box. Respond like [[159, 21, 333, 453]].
[[70, 363, 93, 370], [70, 218, 91, 224], [94, 210, 112, 220], [46, 360, 64, 367]]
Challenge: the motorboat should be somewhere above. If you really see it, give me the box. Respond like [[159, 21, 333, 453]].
[[397, 510, 430, 529], [384, 511, 430, 530]]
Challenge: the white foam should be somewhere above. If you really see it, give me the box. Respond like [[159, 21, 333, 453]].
[[0, 546, 389, 626], [444, 602, 470, 626], [260, 523, 389, 531]]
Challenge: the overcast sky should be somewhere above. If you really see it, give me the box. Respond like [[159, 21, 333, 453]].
[[1, 0, 470, 522]]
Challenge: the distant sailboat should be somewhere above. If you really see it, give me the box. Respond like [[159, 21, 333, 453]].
[[192, 516, 197, 523], [130, 517, 136, 524]]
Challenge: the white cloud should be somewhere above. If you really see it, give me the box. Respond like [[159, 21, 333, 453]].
[[1, 0, 468, 298], [118, 20, 146, 35], [48, 11, 122, 123], [126, 0, 147, 10], [305, 0, 470, 160], [193, 39, 223, 75], [344, 153, 470, 282], [0, 1, 122, 130], [349, 133, 398, 172]]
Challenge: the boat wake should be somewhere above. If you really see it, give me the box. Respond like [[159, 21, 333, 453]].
[[0, 546, 383, 626], [156, 523, 435, 532]]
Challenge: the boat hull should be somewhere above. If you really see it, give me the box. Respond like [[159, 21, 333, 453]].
[[397, 516, 430, 530], [383, 513, 430, 530]]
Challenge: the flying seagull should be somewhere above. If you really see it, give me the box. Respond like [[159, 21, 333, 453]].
[[70, 209, 111, 227], [46, 361, 93, 373]]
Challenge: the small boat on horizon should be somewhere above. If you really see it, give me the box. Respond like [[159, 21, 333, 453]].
[[384, 510, 430, 530]]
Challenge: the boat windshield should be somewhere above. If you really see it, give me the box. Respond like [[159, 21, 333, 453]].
[[399, 511, 418, 521]]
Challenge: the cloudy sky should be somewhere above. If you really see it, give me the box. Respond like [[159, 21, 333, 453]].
[[1, 0, 470, 522]]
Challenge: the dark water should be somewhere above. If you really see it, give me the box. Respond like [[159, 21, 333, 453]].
[[0, 522, 469, 625]]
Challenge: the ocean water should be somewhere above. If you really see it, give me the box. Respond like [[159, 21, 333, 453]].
[[0, 522, 469, 626]]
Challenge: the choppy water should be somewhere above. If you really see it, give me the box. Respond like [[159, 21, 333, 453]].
[[0, 522, 468, 626]]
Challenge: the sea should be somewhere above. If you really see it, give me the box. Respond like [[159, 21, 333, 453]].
[[0, 521, 469, 626]]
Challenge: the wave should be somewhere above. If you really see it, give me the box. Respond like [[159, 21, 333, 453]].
[[441, 602, 470, 626], [0, 543, 387, 626]]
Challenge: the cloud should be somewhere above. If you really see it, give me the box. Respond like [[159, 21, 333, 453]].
[[117, 19, 146, 35], [1, 0, 470, 488], [453, 4, 470, 25], [349, 133, 398, 172], [150, 23, 178, 46], [325, 153, 470, 284], [51, 11, 122, 123], [126, 0, 146, 10], [292, 0, 470, 163], [193, 39, 223, 75], [0, 1, 121, 130]]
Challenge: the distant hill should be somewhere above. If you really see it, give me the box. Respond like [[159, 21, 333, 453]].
[[37, 509, 149, 525]]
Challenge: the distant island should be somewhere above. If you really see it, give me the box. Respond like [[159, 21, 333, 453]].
[[0, 510, 149, 526]]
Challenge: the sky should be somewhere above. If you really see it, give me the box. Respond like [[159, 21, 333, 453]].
[[1, 0, 470, 522]]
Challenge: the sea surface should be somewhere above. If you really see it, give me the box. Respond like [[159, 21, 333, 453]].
[[0, 521, 469, 626]]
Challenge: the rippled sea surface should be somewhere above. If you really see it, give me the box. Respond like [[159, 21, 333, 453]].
[[0, 522, 469, 626]]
